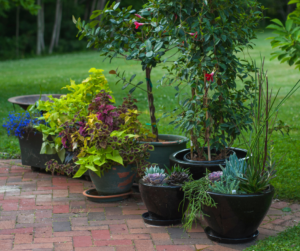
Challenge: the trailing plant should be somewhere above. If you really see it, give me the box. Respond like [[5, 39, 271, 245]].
[[73, 1, 183, 141], [181, 176, 217, 230], [2, 111, 43, 138], [34, 68, 113, 162]]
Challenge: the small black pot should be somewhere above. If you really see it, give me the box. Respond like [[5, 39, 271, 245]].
[[139, 180, 188, 221], [202, 186, 274, 240], [169, 148, 247, 180]]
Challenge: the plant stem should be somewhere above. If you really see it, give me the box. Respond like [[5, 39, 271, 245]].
[[146, 67, 158, 142], [204, 72, 211, 161], [263, 75, 269, 171]]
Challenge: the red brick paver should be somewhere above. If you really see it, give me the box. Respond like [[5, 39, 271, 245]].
[[0, 159, 298, 251]]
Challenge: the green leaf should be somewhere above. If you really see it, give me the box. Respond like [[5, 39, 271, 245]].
[[282, 207, 292, 212], [154, 42, 163, 52], [146, 40, 152, 52], [122, 83, 130, 90], [130, 74, 136, 82], [89, 20, 99, 28], [90, 10, 101, 19], [57, 148, 65, 163], [129, 87, 136, 94], [286, 19, 294, 32], [146, 51, 153, 57], [113, 2, 121, 10], [73, 166, 88, 178], [271, 18, 284, 27], [106, 150, 123, 165]]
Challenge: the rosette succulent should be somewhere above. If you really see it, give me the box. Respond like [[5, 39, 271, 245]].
[[143, 173, 167, 185], [167, 172, 189, 186], [208, 171, 223, 183], [144, 165, 165, 176]]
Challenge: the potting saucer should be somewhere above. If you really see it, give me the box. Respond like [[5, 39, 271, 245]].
[[142, 212, 182, 226], [204, 227, 259, 244], [83, 188, 132, 203]]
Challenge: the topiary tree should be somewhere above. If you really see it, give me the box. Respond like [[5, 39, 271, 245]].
[[73, 1, 181, 141], [153, 0, 263, 160]]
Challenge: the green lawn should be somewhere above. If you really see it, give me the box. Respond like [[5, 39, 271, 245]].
[[0, 31, 299, 200]]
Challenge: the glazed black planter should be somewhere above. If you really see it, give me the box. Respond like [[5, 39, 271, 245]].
[[138, 134, 189, 169], [18, 131, 63, 169], [169, 147, 247, 180], [202, 186, 275, 243], [139, 180, 188, 226]]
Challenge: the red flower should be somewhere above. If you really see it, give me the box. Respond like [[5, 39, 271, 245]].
[[189, 32, 198, 39], [135, 14, 143, 19], [205, 72, 214, 82], [134, 21, 145, 29]]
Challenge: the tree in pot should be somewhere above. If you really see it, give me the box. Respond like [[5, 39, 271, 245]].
[[139, 165, 190, 226], [180, 64, 299, 243], [151, 0, 263, 178], [46, 89, 154, 198], [73, 1, 189, 168]]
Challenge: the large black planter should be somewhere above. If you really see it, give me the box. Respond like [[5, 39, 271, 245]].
[[139, 180, 188, 226], [169, 148, 247, 180], [19, 131, 63, 169], [202, 186, 274, 243], [139, 134, 189, 169]]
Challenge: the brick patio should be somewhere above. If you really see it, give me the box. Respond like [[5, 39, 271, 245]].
[[0, 159, 299, 251]]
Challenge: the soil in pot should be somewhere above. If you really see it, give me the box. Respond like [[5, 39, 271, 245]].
[[202, 186, 275, 243], [138, 134, 189, 169], [169, 147, 247, 180], [139, 180, 188, 226]]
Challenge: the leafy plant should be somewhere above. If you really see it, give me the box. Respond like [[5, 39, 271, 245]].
[[34, 68, 112, 162], [267, 0, 300, 70], [45, 159, 79, 177], [59, 90, 154, 178], [74, 1, 182, 141]]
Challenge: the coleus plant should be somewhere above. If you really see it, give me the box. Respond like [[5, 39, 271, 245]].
[[73, 1, 181, 141], [153, 0, 263, 161], [34, 68, 113, 162], [56, 90, 154, 178]]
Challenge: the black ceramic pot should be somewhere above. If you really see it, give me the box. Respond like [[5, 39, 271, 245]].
[[202, 186, 274, 239], [169, 147, 247, 180], [139, 180, 188, 220]]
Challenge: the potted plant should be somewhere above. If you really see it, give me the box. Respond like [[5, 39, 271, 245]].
[[139, 165, 190, 226], [2, 110, 62, 170], [47, 89, 154, 197], [73, 2, 189, 168], [138, 0, 263, 179], [181, 65, 299, 243], [34, 68, 113, 164]]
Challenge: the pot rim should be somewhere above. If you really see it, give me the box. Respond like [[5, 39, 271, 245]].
[[169, 147, 248, 166], [207, 185, 274, 198], [138, 134, 189, 146], [139, 179, 182, 189]]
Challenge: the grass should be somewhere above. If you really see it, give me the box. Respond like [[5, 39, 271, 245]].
[[0, 31, 299, 200], [245, 224, 300, 251]]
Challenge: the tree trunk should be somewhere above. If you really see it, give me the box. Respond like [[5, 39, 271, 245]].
[[36, 0, 45, 55], [84, 0, 90, 21], [49, 0, 62, 54], [55, 3, 62, 47], [146, 67, 159, 142], [16, 5, 20, 58], [90, 0, 97, 16]]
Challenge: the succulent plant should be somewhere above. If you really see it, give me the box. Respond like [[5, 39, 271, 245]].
[[166, 165, 189, 176], [142, 173, 167, 185], [144, 165, 165, 176], [208, 171, 223, 182], [220, 153, 247, 179], [167, 172, 189, 186]]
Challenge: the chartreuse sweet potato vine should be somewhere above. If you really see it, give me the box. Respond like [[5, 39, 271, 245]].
[[34, 68, 112, 162]]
